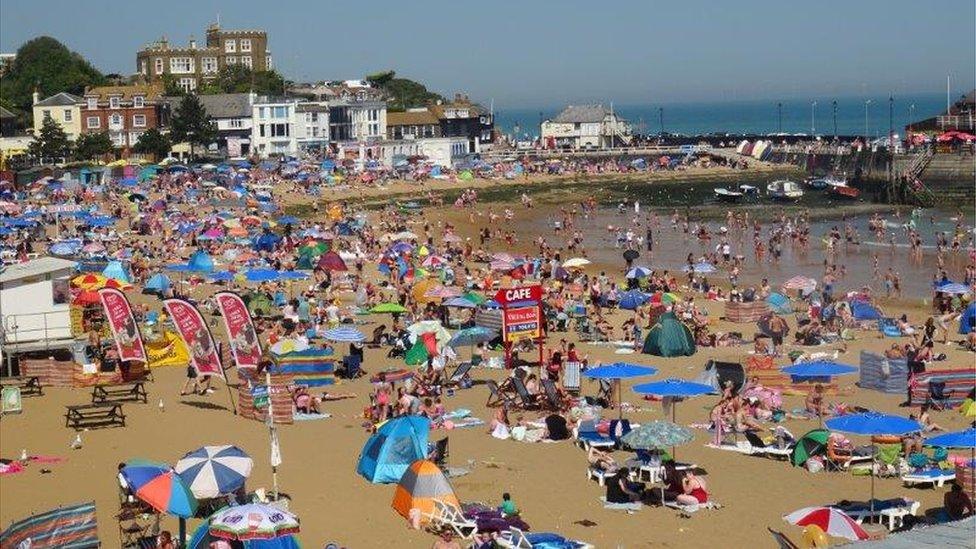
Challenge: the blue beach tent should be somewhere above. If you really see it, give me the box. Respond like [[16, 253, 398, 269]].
[[766, 292, 792, 314], [357, 416, 430, 483], [102, 260, 130, 283], [144, 273, 171, 296], [850, 300, 883, 321]]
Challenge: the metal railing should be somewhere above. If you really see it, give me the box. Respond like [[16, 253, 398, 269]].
[[1, 311, 74, 350], [938, 115, 976, 131]]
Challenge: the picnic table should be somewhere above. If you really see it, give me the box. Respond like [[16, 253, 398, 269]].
[[0, 376, 43, 396], [91, 381, 148, 404], [65, 403, 126, 430]]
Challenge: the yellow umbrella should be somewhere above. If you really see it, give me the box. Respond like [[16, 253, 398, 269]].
[[72, 273, 108, 291]]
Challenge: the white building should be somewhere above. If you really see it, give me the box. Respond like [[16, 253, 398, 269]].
[[0, 257, 77, 355], [251, 98, 299, 156], [329, 100, 386, 143], [541, 104, 631, 149], [418, 137, 471, 168], [295, 102, 330, 152]]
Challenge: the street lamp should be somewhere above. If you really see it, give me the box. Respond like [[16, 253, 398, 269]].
[[777, 102, 783, 133], [658, 107, 664, 136], [864, 99, 872, 140], [811, 100, 818, 134], [832, 100, 838, 140], [888, 95, 894, 150]]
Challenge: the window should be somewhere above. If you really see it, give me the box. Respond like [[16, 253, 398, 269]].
[[266, 55, 272, 70], [154, 58, 164, 74], [111, 132, 125, 146], [133, 114, 146, 127], [226, 56, 237, 65], [110, 114, 123, 127], [225, 39, 236, 53], [228, 119, 243, 128], [169, 57, 193, 74], [240, 38, 252, 52], [42, 109, 51, 120], [258, 124, 265, 137], [140, 60, 147, 75], [202, 57, 217, 74], [241, 56, 252, 68], [258, 107, 267, 119], [87, 97, 98, 110], [272, 106, 287, 118], [86, 116, 100, 129], [270, 123, 288, 137], [109, 97, 120, 109], [178, 78, 196, 92], [63, 109, 72, 122], [133, 96, 144, 108]]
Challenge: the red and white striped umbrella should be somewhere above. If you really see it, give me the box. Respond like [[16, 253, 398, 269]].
[[784, 506, 869, 541]]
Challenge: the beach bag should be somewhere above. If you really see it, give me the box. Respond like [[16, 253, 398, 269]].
[[806, 457, 824, 473]]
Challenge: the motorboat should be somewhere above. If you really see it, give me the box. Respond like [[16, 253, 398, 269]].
[[766, 180, 804, 201], [826, 178, 860, 199], [714, 187, 744, 202]]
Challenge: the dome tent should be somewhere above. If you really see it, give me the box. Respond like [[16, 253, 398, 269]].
[[642, 311, 696, 357], [849, 299, 883, 321], [357, 416, 430, 484]]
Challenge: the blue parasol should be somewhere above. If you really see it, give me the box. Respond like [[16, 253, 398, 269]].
[[633, 378, 714, 398], [322, 326, 365, 343], [244, 269, 281, 282], [585, 362, 657, 419], [626, 266, 652, 279], [781, 360, 858, 378], [925, 428, 976, 449]]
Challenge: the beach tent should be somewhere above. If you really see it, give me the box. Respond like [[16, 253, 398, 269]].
[[849, 300, 883, 321], [357, 416, 431, 484], [960, 302, 976, 334], [766, 292, 792, 314], [143, 273, 171, 296], [102, 260, 130, 283], [695, 359, 745, 393], [187, 250, 215, 273], [642, 312, 696, 357], [390, 460, 460, 523]]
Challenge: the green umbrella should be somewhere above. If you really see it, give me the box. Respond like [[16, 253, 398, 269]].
[[620, 421, 693, 450], [370, 302, 408, 314], [790, 428, 830, 467], [462, 291, 486, 305]]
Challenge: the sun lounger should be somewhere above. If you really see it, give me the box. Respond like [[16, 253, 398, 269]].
[[744, 431, 794, 459], [425, 499, 478, 539], [496, 527, 594, 549], [587, 465, 615, 486], [829, 498, 920, 530], [563, 361, 582, 393], [901, 469, 956, 488], [826, 439, 874, 471], [575, 420, 614, 450]]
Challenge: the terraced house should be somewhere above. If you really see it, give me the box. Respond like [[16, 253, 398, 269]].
[[82, 84, 167, 148]]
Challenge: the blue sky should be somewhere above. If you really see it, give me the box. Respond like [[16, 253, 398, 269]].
[[1, 0, 973, 108]]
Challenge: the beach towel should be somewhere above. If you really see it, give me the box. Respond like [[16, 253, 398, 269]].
[[293, 412, 332, 421], [599, 497, 642, 512]]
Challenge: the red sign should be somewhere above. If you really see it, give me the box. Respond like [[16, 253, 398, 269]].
[[164, 298, 225, 379], [503, 305, 542, 342], [494, 285, 542, 305], [214, 291, 263, 369], [98, 288, 146, 363]]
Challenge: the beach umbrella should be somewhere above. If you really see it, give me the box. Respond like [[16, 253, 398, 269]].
[[424, 285, 462, 299], [790, 429, 830, 467], [682, 261, 717, 274], [73, 290, 102, 306], [120, 460, 197, 518], [622, 249, 640, 263], [370, 302, 408, 315], [269, 338, 310, 355], [562, 257, 591, 269], [81, 242, 106, 254], [633, 378, 713, 456], [626, 266, 652, 279], [618, 290, 650, 311], [209, 271, 236, 282], [322, 326, 366, 343], [72, 273, 108, 291], [443, 296, 477, 309], [209, 503, 300, 541], [244, 269, 282, 282], [784, 507, 869, 541], [175, 445, 253, 499], [421, 255, 448, 269], [50, 241, 81, 256], [462, 291, 486, 305], [448, 326, 496, 348], [187, 523, 300, 549], [585, 362, 658, 419], [620, 421, 694, 450], [926, 428, 976, 450], [316, 251, 347, 271], [825, 412, 922, 512], [936, 282, 972, 295], [649, 291, 680, 305], [782, 360, 858, 378], [391, 460, 460, 523]]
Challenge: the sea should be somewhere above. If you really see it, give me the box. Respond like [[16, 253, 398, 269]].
[[493, 92, 951, 140]]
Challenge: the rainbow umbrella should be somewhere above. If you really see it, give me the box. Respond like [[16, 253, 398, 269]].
[[121, 460, 197, 518]]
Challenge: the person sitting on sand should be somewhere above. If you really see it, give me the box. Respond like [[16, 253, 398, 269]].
[[588, 446, 617, 472], [293, 386, 320, 414], [676, 471, 709, 506], [915, 403, 944, 432], [499, 492, 519, 517], [606, 467, 643, 504], [805, 384, 827, 419], [896, 315, 916, 336], [944, 482, 975, 520], [489, 406, 510, 439]]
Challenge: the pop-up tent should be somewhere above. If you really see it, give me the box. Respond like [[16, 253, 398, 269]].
[[849, 299, 883, 321], [642, 312, 696, 357], [357, 416, 430, 483], [143, 273, 171, 296], [391, 460, 459, 524], [766, 292, 792, 314], [695, 359, 745, 393]]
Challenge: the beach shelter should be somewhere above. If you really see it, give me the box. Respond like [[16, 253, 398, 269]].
[[358, 416, 431, 483], [102, 260, 130, 283], [642, 312, 696, 357], [766, 292, 792, 314], [849, 300, 883, 321], [390, 460, 460, 523], [695, 360, 746, 394], [186, 250, 215, 273], [960, 302, 976, 334], [144, 273, 171, 296], [790, 428, 830, 467]]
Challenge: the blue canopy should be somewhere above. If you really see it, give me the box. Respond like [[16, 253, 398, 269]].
[[936, 282, 971, 295], [208, 271, 236, 282], [850, 300, 883, 321], [144, 273, 171, 294], [925, 428, 976, 449], [49, 241, 82, 256], [618, 290, 650, 311], [781, 361, 858, 378], [102, 260, 130, 283], [357, 416, 430, 483], [625, 266, 652, 279], [632, 378, 714, 397], [960, 302, 976, 335], [824, 412, 922, 436], [244, 269, 281, 283], [584, 362, 658, 379], [186, 250, 215, 273]]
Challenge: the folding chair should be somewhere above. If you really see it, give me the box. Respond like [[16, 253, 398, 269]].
[[446, 362, 473, 387], [427, 499, 478, 539], [512, 377, 542, 409], [541, 379, 570, 410], [486, 380, 517, 408], [927, 380, 950, 410], [563, 361, 581, 394]]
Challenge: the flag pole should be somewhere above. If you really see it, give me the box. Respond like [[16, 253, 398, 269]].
[[265, 369, 280, 501], [219, 342, 237, 415]]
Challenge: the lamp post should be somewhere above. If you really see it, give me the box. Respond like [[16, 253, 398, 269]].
[[777, 102, 783, 133], [908, 104, 916, 133], [864, 99, 872, 141], [811, 100, 818, 134], [888, 95, 894, 150], [658, 107, 664, 136], [832, 100, 838, 140]]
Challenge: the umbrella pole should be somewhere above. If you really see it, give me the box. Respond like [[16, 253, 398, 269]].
[[672, 402, 677, 461], [179, 517, 186, 548], [617, 379, 623, 420], [870, 454, 876, 515]]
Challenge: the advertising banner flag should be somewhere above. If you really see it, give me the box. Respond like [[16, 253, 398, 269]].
[[97, 288, 147, 363], [163, 298, 225, 378], [214, 291, 263, 369]]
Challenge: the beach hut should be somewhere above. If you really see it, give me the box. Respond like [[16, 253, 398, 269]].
[[390, 460, 460, 523], [357, 416, 431, 484], [960, 302, 976, 334], [642, 312, 696, 357]]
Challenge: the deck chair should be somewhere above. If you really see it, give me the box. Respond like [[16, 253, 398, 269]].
[[512, 377, 542, 409], [486, 380, 517, 408], [446, 361, 473, 387], [563, 361, 582, 393], [596, 379, 613, 406], [767, 528, 801, 549], [927, 380, 950, 410], [826, 439, 873, 471], [541, 379, 570, 410], [427, 499, 478, 539], [339, 355, 362, 379], [744, 431, 794, 459]]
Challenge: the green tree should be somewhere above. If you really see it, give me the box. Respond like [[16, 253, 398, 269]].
[[170, 94, 216, 158], [200, 65, 285, 96], [161, 74, 185, 97], [28, 115, 71, 162], [0, 36, 105, 120], [73, 131, 114, 161], [365, 70, 444, 112], [132, 128, 171, 160]]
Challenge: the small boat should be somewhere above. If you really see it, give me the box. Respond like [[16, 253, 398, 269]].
[[826, 180, 860, 199], [714, 188, 744, 202], [766, 180, 804, 201]]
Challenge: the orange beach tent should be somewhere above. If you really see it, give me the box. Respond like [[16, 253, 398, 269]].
[[391, 460, 459, 523]]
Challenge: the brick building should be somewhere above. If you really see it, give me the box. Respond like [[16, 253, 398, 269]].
[[82, 84, 167, 148], [136, 23, 271, 92]]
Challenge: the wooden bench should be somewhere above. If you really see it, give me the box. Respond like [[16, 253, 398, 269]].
[[65, 403, 126, 430], [91, 381, 148, 404], [0, 376, 43, 396]]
